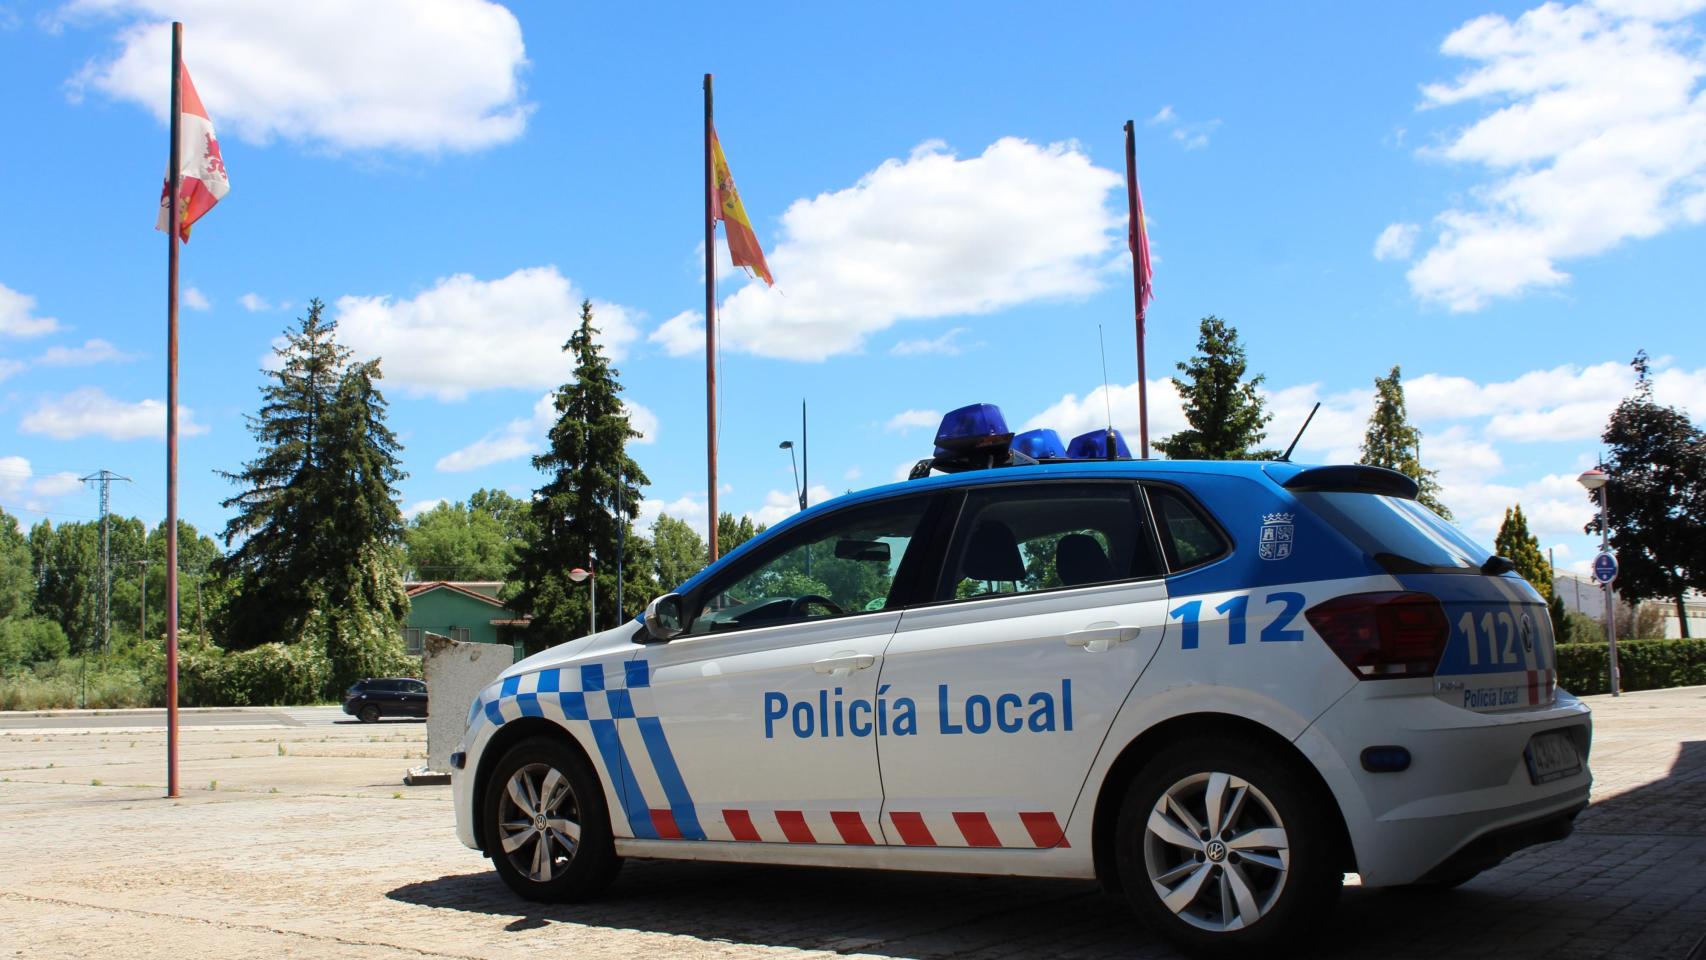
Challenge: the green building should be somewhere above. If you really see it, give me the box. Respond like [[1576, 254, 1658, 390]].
[[402, 581, 529, 658]]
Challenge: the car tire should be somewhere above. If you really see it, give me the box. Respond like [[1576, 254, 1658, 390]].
[[359, 704, 381, 723], [1115, 738, 1342, 955], [483, 736, 621, 903]]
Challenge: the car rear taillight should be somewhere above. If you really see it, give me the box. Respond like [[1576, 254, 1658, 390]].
[[1306, 592, 1448, 679]]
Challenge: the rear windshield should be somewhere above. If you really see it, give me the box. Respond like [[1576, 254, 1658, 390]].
[[1295, 492, 1491, 572]]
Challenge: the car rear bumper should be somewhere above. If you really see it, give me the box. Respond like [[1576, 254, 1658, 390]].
[[1296, 683, 1593, 886]]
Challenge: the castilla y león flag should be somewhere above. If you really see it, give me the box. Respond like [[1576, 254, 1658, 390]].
[[156, 61, 228, 242], [710, 125, 773, 286]]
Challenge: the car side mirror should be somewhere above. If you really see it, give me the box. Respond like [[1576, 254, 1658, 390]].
[[644, 593, 687, 642]]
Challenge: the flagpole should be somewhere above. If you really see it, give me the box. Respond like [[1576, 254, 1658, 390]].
[[165, 20, 183, 800], [1124, 120, 1150, 459], [704, 73, 719, 561]]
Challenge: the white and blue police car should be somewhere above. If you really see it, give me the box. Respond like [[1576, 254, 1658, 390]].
[[449, 403, 1591, 953]]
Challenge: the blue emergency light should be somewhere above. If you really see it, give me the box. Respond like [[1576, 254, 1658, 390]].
[[1066, 428, 1132, 460], [1011, 428, 1067, 461], [908, 403, 1015, 477]]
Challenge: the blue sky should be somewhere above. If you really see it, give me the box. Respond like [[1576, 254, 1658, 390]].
[[1, 0, 1703, 576]]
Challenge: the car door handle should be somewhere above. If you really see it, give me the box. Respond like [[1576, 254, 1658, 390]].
[[813, 653, 877, 676], [1066, 624, 1140, 653]]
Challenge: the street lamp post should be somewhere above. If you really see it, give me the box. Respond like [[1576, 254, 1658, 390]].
[[568, 555, 596, 636], [1578, 467, 1620, 696], [779, 440, 804, 511]]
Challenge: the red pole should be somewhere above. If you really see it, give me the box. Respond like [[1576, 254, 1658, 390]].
[[165, 21, 182, 799], [1124, 120, 1149, 459], [704, 73, 719, 561]]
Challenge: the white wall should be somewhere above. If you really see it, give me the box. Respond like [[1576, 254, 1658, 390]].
[[423, 635, 514, 773]]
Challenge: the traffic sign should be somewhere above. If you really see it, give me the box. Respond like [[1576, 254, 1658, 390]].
[[1592, 552, 1618, 584]]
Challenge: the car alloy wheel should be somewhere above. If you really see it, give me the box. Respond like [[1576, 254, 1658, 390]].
[[1142, 771, 1291, 933], [497, 762, 582, 883]]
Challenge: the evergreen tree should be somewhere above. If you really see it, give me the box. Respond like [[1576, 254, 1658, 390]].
[[216, 303, 413, 680], [1594, 351, 1705, 637], [511, 301, 650, 648], [652, 514, 706, 592], [1494, 505, 1552, 601], [217, 299, 351, 648], [1152, 316, 1274, 460], [1360, 365, 1451, 519]]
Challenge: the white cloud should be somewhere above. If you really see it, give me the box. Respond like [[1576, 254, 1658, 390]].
[[891, 326, 977, 356], [884, 409, 941, 434], [1400, 0, 1706, 310], [332, 267, 641, 401], [402, 498, 448, 520], [0, 458, 87, 514], [35, 338, 137, 366], [1024, 379, 1188, 455], [0, 282, 60, 337], [239, 292, 271, 312], [709, 138, 1124, 361], [436, 391, 657, 473], [844, 467, 862, 481], [182, 286, 210, 310], [0, 359, 23, 381], [1407, 359, 1706, 442], [638, 493, 709, 539], [67, 0, 532, 153], [1372, 222, 1419, 261], [648, 310, 704, 358], [1145, 104, 1220, 149], [19, 387, 206, 440], [748, 484, 832, 528]]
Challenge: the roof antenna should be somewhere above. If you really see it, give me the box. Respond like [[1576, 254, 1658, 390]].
[[1279, 401, 1321, 463], [1098, 324, 1116, 459]]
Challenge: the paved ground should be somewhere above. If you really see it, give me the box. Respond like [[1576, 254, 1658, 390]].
[[0, 705, 362, 730], [0, 689, 1701, 960]]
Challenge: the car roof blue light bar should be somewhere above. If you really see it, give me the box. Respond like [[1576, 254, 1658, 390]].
[[1066, 428, 1132, 460], [934, 403, 1011, 452], [1012, 428, 1067, 461]]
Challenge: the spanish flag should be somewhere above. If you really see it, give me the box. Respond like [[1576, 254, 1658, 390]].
[[710, 126, 773, 286]]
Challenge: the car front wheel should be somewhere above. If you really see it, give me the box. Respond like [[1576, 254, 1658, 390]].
[[1115, 738, 1342, 953], [359, 704, 380, 723], [483, 736, 620, 902]]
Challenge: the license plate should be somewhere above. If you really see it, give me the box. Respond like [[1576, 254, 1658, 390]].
[[1525, 730, 1583, 784]]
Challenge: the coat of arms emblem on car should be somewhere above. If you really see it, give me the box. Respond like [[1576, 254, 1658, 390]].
[[1258, 512, 1295, 561]]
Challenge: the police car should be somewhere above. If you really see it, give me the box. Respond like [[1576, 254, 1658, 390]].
[[449, 403, 1591, 953]]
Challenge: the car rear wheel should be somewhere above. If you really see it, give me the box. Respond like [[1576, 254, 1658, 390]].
[[359, 704, 380, 723], [1115, 738, 1341, 953], [483, 736, 620, 902]]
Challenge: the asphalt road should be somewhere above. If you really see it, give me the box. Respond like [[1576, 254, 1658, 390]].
[[0, 705, 402, 729]]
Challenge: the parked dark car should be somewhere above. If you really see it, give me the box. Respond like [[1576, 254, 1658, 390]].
[[343, 677, 428, 722]]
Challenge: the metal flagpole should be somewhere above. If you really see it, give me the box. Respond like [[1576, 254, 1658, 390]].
[[704, 73, 719, 561], [165, 20, 183, 799], [1123, 120, 1150, 459]]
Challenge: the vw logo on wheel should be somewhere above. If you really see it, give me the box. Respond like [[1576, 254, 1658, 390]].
[[1205, 840, 1227, 862]]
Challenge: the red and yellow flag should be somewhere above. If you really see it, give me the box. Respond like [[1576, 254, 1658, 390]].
[[710, 125, 773, 286], [156, 61, 229, 242]]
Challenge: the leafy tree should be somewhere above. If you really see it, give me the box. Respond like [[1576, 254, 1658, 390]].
[[29, 518, 144, 653], [1152, 316, 1274, 460], [0, 617, 68, 670], [717, 513, 761, 554], [1360, 365, 1451, 519], [0, 509, 34, 621], [1494, 505, 1552, 602], [407, 501, 512, 581], [216, 303, 412, 680], [653, 514, 706, 592], [1592, 351, 1705, 637], [510, 301, 650, 648]]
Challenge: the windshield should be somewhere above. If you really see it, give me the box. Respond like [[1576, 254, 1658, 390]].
[[1296, 492, 1492, 572]]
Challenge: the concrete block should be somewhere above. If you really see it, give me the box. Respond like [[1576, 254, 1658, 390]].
[[422, 634, 514, 774]]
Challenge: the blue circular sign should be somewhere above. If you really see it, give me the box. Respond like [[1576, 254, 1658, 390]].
[[1592, 552, 1618, 584]]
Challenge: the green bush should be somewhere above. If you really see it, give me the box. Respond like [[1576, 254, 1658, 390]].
[[0, 658, 152, 710], [0, 618, 70, 670], [180, 638, 332, 707], [1556, 638, 1706, 696]]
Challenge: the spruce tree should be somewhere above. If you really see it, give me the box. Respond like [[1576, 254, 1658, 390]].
[[1152, 317, 1274, 460], [511, 301, 650, 648], [217, 304, 413, 683], [1494, 504, 1552, 601], [1360, 365, 1452, 519]]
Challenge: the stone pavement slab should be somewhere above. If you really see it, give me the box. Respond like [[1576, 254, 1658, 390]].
[[0, 687, 1701, 959]]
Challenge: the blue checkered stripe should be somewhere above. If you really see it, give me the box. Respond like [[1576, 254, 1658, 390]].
[[483, 660, 705, 841]]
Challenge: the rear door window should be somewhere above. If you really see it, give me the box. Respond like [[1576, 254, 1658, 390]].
[[1148, 488, 1230, 571], [935, 482, 1163, 601]]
